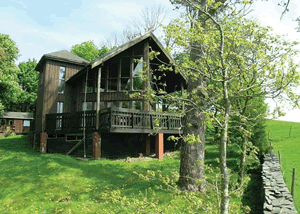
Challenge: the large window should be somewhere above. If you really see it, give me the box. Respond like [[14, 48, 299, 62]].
[[58, 67, 66, 94], [133, 57, 144, 90], [107, 63, 118, 91], [83, 72, 105, 93], [82, 102, 105, 111]]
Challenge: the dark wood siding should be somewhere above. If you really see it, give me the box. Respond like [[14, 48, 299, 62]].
[[36, 59, 85, 132], [35, 64, 45, 132]]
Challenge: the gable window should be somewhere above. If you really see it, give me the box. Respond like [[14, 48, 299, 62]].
[[58, 67, 66, 94], [133, 57, 144, 90], [107, 63, 118, 91]]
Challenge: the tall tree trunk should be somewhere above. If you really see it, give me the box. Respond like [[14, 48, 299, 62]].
[[220, 89, 230, 214], [178, 78, 206, 192], [238, 136, 247, 184]]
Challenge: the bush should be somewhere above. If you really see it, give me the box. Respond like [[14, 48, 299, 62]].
[[4, 129, 15, 137]]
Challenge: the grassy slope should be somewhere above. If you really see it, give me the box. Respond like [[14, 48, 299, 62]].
[[266, 120, 300, 211], [0, 135, 260, 213]]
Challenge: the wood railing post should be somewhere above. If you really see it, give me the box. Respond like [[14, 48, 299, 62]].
[[167, 115, 170, 130]]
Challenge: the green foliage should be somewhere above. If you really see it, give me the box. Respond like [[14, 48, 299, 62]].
[[16, 59, 39, 112], [0, 34, 22, 115], [4, 128, 15, 137], [71, 41, 111, 62]]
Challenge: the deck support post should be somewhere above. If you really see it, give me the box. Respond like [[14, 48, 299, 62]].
[[93, 132, 101, 159], [146, 135, 151, 156], [155, 133, 164, 159], [40, 132, 47, 153]]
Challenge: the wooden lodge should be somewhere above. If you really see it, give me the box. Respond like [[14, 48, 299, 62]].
[[33, 32, 187, 159], [0, 112, 34, 136]]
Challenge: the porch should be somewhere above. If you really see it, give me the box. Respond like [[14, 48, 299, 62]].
[[45, 107, 183, 135]]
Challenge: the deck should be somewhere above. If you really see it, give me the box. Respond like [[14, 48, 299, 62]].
[[45, 107, 183, 135]]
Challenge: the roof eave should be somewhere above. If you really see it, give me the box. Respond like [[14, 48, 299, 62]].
[[35, 55, 89, 72]]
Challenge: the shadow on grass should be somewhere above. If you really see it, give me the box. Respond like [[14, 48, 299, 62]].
[[241, 169, 264, 213]]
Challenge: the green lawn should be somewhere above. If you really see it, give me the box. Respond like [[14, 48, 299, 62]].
[[266, 120, 300, 211], [0, 135, 261, 213]]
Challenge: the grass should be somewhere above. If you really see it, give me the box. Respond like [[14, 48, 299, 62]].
[[266, 120, 300, 211], [0, 135, 261, 213]]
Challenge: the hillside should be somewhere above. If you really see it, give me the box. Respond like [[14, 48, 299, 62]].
[[266, 120, 300, 211]]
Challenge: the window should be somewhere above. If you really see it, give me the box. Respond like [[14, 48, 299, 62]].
[[121, 57, 130, 90], [133, 57, 144, 90], [58, 67, 66, 94], [9, 120, 13, 126], [120, 101, 129, 108], [57, 102, 64, 113], [107, 63, 118, 91], [82, 101, 105, 111], [23, 120, 30, 127], [56, 101, 64, 129], [82, 102, 94, 111], [83, 80, 94, 93], [133, 101, 142, 110]]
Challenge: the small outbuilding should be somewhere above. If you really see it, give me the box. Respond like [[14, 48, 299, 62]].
[[0, 112, 34, 135]]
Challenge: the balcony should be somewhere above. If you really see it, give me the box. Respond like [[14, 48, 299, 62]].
[[45, 107, 183, 135]]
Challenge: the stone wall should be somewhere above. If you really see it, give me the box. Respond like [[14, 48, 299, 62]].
[[262, 153, 298, 213]]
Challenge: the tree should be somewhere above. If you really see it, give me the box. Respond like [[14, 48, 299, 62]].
[[16, 59, 39, 112], [71, 41, 110, 62], [164, 3, 300, 213], [166, 0, 231, 193], [0, 34, 22, 115], [101, 3, 170, 48]]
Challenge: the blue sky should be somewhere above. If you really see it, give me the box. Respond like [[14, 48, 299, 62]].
[[0, 0, 177, 63], [1, 0, 300, 121]]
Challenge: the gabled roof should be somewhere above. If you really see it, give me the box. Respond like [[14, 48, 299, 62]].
[[35, 50, 89, 72], [90, 32, 174, 69], [67, 32, 178, 83], [0, 112, 34, 120]]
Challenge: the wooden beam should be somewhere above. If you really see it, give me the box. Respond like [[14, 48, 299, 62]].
[[118, 58, 122, 91], [129, 49, 134, 109], [143, 39, 150, 111], [96, 67, 101, 129]]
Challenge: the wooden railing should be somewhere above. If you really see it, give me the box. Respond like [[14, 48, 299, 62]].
[[46, 108, 183, 134]]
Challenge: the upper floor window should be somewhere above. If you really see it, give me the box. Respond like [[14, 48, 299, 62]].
[[58, 67, 66, 94]]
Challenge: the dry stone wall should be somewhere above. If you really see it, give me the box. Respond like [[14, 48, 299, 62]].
[[262, 153, 298, 214]]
